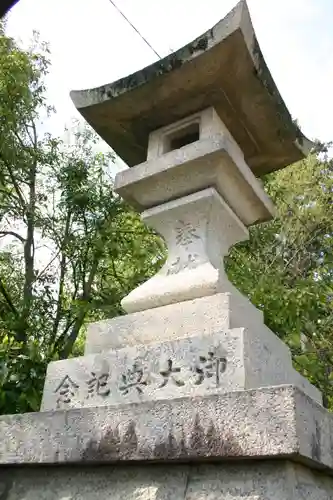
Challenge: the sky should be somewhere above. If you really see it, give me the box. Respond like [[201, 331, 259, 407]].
[[5, 0, 333, 156]]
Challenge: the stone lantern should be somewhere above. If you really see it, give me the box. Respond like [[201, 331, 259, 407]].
[[70, 0, 312, 317], [1, 2, 332, 499]]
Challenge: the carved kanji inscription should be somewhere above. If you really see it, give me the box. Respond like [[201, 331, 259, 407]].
[[55, 375, 79, 407], [119, 362, 148, 395], [193, 351, 227, 386], [159, 359, 185, 388]]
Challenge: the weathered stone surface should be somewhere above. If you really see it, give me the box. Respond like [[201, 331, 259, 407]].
[[85, 291, 264, 353], [0, 465, 189, 500], [1, 461, 333, 499], [41, 325, 321, 411], [0, 386, 331, 469], [70, 1, 312, 175], [114, 108, 275, 225], [83, 291, 321, 405], [122, 188, 250, 313]]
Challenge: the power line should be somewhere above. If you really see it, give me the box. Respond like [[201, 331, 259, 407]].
[[108, 0, 161, 59]]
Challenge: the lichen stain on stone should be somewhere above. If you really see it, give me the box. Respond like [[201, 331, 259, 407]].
[[153, 414, 243, 459], [311, 421, 321, 461], [188, 35, 209, 55], [251, 34, 304, 147], [81, 414, 243, 463], [95, 32, 212, 104], [188, 414, 243, 456], [99, 54, 185, 103], [0, 480, 12, 500], [81, 422, 137, 461], [153, 430, 186, 460]]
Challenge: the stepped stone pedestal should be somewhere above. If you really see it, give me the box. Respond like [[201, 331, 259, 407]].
[[0, 2, 329, 499]]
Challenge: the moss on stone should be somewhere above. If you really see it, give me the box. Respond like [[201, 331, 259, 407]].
[[251, 35, 304, 146], [96, 31, 212, 103]]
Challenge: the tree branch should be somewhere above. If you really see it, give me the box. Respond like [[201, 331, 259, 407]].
[[20, 125, 38, 344], [0, 187, 19, 202], [0, 153, 27, 209], [59, 253, 100, 359], [49, 211, 72, 345], [34, 248, 61, 283], [0, 230, 25, 243], [23, 122, 35, 147], [31, 120, 38, 148], [110, 257, 126, 290], [0, 276, 19, 317], [12, 128, 29, 152]]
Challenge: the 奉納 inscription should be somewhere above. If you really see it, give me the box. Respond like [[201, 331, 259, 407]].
[[175, 220, 200, 246], [167, 253, 198, 275]]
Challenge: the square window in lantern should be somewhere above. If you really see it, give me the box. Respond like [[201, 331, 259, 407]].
[[163, 121, 200, 153]]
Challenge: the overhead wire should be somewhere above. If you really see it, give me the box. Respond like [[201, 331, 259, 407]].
[[107, 0, 162, 59]]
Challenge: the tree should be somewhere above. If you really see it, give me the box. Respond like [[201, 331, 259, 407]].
[[226, 145, 333, 407], [0, 29, 163, 414]]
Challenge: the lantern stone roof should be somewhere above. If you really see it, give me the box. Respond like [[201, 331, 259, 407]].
[[70, 0, 313, 176]]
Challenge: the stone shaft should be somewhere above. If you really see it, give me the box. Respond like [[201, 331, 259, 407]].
[[122, 188, 248, 313]]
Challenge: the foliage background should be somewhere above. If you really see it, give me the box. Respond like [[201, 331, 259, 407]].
[[1, 26, 333, 413]]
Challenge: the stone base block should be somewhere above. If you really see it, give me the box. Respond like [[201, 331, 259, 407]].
[[85, 292, 264, 353], [0, 386, 332, 470], [1, 460, 333, 499], [41, 321, 321, 411]]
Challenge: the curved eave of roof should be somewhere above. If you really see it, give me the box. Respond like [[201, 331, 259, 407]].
[[71, 0, 313, 175]]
